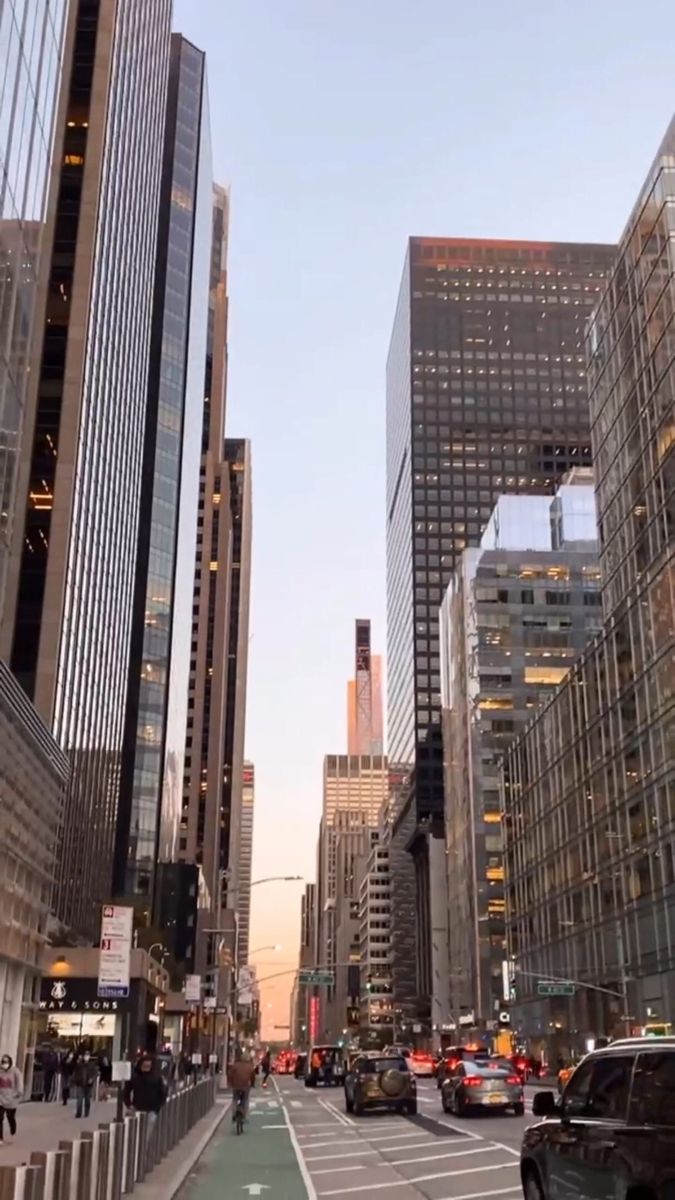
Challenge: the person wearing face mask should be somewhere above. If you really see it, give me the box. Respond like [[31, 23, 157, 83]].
[[0, 1055, 23, 1143], [72, 1051, 98, 1118]]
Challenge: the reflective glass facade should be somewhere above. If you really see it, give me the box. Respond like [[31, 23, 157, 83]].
[[0, 0, 67, 609], [503, 119, 675, 1054], [440, 490, 602, 1026], [114, 36, 212, 908], [8, 0, 172, 938], [386, 237, 616, 822], [220, 438, 253, 908], [179, 186, 231, 915]]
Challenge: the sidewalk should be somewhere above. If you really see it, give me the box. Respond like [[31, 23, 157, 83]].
[[0, 1097, 117, 1165]]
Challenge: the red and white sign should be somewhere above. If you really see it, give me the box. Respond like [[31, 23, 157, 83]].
[[97, 905, 133, 998]]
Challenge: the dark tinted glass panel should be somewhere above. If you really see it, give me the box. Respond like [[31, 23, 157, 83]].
[[631, 1052, 675, 1127]]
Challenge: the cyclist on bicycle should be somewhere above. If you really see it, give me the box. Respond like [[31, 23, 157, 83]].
[[227, 1049, 256, 1121]]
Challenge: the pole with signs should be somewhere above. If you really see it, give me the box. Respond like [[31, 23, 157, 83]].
[[98, 906, 133, 999]]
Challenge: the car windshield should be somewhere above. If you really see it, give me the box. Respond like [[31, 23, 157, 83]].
[[364, 1058, 407, 1073]]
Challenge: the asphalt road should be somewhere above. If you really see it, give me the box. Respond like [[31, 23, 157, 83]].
[[178, 1073, 545, 1199]]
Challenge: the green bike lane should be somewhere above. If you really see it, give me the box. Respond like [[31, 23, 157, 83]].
[[177, 1091, 313, 1200]]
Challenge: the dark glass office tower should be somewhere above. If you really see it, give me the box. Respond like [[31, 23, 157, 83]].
[[113, 36, 213, 911], [386, 236, 615, 1024], [3, 0, 172, 939], [220, 438, 252, 925]]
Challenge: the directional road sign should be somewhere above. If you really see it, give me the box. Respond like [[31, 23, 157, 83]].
[[537, 981, 575, 997], [298, 970, 333, 986]]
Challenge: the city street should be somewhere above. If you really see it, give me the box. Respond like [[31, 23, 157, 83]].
[[178, 1075, 542, 1199]]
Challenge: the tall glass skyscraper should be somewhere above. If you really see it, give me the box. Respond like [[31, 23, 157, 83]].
[[113, 36, 213, 912], [0, 0, 68, 611], [504, 118, 675, 1052], [2, 0, 172, 939], [386, 236, 615, 1025]]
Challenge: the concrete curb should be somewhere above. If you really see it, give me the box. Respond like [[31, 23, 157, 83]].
[[132, 1094, 231, 1199]]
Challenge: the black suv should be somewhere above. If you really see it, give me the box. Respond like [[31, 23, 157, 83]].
[[521, 1038, 675, 1199]]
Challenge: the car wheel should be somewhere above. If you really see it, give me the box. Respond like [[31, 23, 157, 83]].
[[406, 1101, 417, 1116], [523, 1168, 545, 1200], [513, 1102, 525, 1117], [457, 1094, 468, 1117]]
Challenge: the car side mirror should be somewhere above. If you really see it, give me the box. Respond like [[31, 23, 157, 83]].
[[532, 1091, 557, 1117]]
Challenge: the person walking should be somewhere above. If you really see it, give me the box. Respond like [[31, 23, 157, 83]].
[[227, 1051, 256, 1121], [60, 1049, 75, 1106], [72, 1051, 97, 1118], [123, 1055, 167, 1149], [0, 1056, 23, 1143], [98, 1051, 112, 1101], [42, 1046, 59, 1102], [260, 1049, 271, 1089]]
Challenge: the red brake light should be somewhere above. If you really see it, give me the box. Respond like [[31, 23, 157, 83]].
[[507, 1076, 521, 1085], [464, 1076, 482, 1087]]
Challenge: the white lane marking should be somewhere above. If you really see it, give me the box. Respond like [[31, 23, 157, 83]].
[[290, 1100, 303, 1108], [319, 1098, 354, 1127], [272, 1079, 317, 1200], [311, 1166, 368, 1177], [305, 1139, 446, 1162], [353, 1130, 430, 1144], [388, 1143, 505, 1167], [318, 1161, 519, 1195], [434, 1115, 485, 1141], [296, 1123, 351, 1130], [483, 1138, 521, 1159], [300, 1137, 367, 1150], [304, 1148, 380, 1162], [261, 1124, 287, 1129]]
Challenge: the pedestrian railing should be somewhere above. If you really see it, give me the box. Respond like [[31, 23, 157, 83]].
[[0, 1075, 217, 1200]]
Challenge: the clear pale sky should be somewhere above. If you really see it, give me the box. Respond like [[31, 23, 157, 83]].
[[173, 0, 674, 1039]]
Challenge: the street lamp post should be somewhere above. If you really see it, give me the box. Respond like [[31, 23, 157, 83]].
[[205, 876, 302, 1069]]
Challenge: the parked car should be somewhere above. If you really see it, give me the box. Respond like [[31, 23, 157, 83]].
[[521, 1038, 675, 1199], [345, 1053, 417, 1116], [304, 1045, 345, 1088], [293, 1053, 307, 1079], [441, 1059, 524, 1116], [436, 1044, 490, 1088]]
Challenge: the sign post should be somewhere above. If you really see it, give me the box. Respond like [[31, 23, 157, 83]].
[[97, 905, 133, 999], [537, 981, 575, 997]]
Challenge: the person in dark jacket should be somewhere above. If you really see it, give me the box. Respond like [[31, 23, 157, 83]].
[[60, 1050, 76, 1106], [98, 1052, 112, 1101], [124, 1055, 166, 1142], [41, 1047, 59, 1102], [72, 1052, 98, 1118]]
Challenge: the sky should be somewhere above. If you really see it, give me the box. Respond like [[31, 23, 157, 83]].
[[172, 0, 675, 1038]]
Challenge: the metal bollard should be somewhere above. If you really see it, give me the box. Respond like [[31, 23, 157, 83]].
[[106, 1122, 124, 1200], [94, 1130, 110, 1200], [71, 1136, 93, 1200], [30, 1152, 70, 1200], [121, 1116, 136, 1195], [134, 1113, 148, 1184]]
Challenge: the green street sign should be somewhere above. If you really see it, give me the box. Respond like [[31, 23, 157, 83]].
[[538, 981, 575, 997], [299, 970, 334, 986]]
